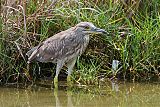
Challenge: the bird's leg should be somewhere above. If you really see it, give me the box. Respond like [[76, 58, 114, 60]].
[[54, 60, 65, 88], [67, 58, 77, 86], [54, 76, 58, 89]]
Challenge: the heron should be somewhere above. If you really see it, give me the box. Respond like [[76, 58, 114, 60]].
[[26, 22, 107, 88]]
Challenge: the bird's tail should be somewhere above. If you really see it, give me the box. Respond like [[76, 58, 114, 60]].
[[26, 43, 43, 63], [26, 46, 38, 57], [26, 46, 38, 63]]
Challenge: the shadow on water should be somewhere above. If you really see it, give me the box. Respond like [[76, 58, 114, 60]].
[[0, 81, 160, 107]]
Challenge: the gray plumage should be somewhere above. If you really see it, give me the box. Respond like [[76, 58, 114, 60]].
[[26, 22, 106, 87], [27, 26, 88, 63]]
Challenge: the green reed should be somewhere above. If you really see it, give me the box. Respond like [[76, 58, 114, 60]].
[[0, 0, 159, 84]]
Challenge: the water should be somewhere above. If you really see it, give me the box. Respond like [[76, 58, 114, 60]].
[[0, 82, 160, 107]]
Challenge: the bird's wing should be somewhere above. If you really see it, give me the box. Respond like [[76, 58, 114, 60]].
[[29, 31, 84, 62]]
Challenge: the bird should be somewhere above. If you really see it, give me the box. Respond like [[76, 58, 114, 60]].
[[26, 22, 107, 88]]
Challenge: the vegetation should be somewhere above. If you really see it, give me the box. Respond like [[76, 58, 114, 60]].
[[0, 0, 160, 85]]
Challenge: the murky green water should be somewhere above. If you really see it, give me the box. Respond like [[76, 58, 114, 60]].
[[0, 82, 160, 107]]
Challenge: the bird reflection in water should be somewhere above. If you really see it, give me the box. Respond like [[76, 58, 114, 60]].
[[54, 88, 74, 107]]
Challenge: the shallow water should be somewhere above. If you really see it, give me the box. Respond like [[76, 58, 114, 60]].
[[0, 82, 160, 107]]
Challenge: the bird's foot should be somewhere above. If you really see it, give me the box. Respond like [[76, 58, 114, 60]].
[[67, 75, 73, 87], [54, 76, 58, 89]]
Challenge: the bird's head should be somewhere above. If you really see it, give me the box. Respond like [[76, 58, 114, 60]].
[[75, 22, 107, 34]]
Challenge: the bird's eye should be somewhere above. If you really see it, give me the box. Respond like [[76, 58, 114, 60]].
[[84, 26, 90, 29]]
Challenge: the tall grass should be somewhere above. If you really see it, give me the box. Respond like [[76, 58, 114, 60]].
[[0, 0, 159, 85]]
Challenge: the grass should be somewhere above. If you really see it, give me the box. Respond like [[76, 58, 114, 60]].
[[0, 0, 160, 85]]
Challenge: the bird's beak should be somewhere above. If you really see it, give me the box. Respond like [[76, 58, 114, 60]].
[[92, 27, 108, 34]]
